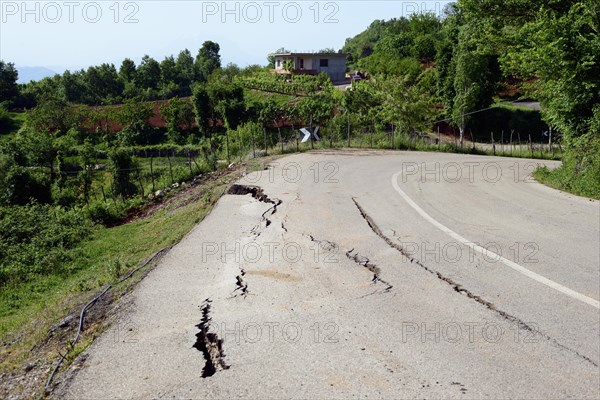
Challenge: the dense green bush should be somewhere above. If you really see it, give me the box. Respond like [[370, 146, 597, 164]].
[[0, 153, 51, 206], [85, 200, 125, 225], [469, 106, 547, 142], [0, 204, 92, 285], [0, 105, 12, 132], [108, 148, 138, 198]]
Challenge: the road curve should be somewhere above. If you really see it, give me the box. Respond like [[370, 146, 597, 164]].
[[55, 150, 600, 399]]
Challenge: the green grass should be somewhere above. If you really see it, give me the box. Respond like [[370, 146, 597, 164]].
[[243, 88, 298, 106], [534, 165, 600, 200], [492, 101, 538, 111]]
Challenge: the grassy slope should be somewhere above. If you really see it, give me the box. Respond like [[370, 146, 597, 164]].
[[0, 112, 25, 141], [0, 158, 271, 399], [533, 165, 600, 200]]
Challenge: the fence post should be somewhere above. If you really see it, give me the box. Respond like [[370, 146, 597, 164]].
[[501, 130, 504, 154], [491, 131, 495, 155], [136, 169, 144, 199], [264, 127, 268, 155], [292, 123, 298, 153], [238, 128, 243, 163], [251, 124, 256, 158], [529, 134, 533, 158], [276, 121, 283, 155], [330, 115, 334, 148], [469, 129, 475, 150], [150, 156, 155, 193], [347, 113, 351, 148], [168, 151, 174, 185], [309, 116, 314, 150]]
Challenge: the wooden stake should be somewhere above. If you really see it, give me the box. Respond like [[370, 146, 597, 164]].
[[150, 156, 155, 193], [347, 113, 351, 148], [167, 151, 174, 185]]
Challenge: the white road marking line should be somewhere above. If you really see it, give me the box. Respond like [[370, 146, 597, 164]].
[[391, 170, 600, 309]]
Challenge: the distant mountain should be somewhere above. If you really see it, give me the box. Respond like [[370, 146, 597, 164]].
[[16, 66, 58, 83]]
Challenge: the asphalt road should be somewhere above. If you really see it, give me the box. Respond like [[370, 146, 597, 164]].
[[55, 150, 600, 399]]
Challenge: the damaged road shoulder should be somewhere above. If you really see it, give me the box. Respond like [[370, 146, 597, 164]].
[[193, 299, 230, 378]]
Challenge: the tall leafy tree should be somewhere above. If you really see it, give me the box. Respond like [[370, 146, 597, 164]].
[[119, 58, 137, 83], [195, 41, 222, 82], [60, 70, 87, 104], [136, 55, 161, 91], [119, 58, 138, 99], [0, 61, 19, 107], [160, 97, 194, 143], [115, 99, 155, 145], [191, 83, 216, 166], [458, 0, 599, 192], [108, 148, 138, 198], [175, 49, 196, 94], [208, 81, 244, 163], [84, 63, 123, 105], [379, 74, 436, 142]]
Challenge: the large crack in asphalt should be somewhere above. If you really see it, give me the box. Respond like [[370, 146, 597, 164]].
[[232, 269, 248, 298], [193, 299, 230, 377], [346, 249, 393, 292], [305, 234, 338, 253], [228, 185, 284, 296], [351, 197, 598, 367], [228, 185, 282, 238]]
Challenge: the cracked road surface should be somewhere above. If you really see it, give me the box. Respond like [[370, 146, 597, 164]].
[[56, 151, 600, 399]]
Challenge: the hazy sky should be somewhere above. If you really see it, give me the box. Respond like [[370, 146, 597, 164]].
[[1, 1, 450, 72]]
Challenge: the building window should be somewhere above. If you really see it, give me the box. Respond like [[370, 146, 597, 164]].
[[276, 59, 281, 67], [319, 59, 329, 67], [299, 58, 304, 69]]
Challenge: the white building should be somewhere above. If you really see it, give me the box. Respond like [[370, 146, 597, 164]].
[[271, 52, 348, 83]]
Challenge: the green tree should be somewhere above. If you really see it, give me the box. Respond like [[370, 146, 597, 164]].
[[191, 83, 216, 167], [379, 74, 436, 145], [25, 97, 84, 134], [119, 58, 139, 99], [175, 49, 196, 94], [84, 63, 124, 105], [160, 97, 195, 144], [78, 139, 96, 204], [160, 56, 178, 98], [115, 99, 155, 145], [0, 141, 51, 205], [108, 148, 138, 198], [450, 23, 501, 147], [60, 70, 87, 104], [119, 58, 137, 83], [16, 126, 68, 184], [136, 55, 161, 92], [195, 41, 222, 82], [0, 61, 19, 107], [208, 81, 245, 163]]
